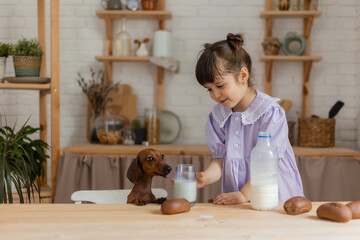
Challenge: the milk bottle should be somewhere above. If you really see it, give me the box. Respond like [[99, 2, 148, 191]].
[[250, 131, 278, 210]]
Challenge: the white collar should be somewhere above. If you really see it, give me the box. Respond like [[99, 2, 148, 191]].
[[211, 90, 280, 128]]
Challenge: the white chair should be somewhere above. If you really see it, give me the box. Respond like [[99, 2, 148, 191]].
[[70, 188, 168, 204]]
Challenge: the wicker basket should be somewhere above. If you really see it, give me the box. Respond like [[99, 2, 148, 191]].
[[13, 56, 42, 77], [287, 121, 296, 145], [298, 118, 335, 147]]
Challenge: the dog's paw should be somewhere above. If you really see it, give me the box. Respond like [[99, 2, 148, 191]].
[[157, 197, 167, 204], [134, 199, 148, 206]]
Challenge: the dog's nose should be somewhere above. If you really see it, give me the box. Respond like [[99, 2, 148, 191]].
[[164, 165, 172, 174]]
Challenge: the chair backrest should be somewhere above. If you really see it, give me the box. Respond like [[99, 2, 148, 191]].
[[70, 188, 168, 204]]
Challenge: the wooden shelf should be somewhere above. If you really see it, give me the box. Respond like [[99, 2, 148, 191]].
[[262, 0, 322, 118], [96, 0, 171, 109], [95, 56, 151, 62], [260, 55, 322, 62], [96, 10, 172, 20], [61, 144, 360, 158], [0, 83, 51, 91], [260, 10, 322, 18]]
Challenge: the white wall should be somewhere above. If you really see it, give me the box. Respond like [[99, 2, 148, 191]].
[[0, 0, 359, 152]]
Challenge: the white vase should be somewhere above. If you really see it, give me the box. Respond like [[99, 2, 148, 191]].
[[0, 57, 6, 83]]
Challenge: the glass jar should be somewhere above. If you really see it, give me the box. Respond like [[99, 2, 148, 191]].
[[122, 126, 136, 145], [141, 0, 157, 10], [145, 108, 160, 144], [114, 17, 131, 56], [95, 115, 124, 144]]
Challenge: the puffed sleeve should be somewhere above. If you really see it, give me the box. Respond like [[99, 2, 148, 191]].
[[258, 106, 289, 159], [205, 113, 226, 159]]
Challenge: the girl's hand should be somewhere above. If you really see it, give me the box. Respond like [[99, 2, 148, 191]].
[[196, 172, 207, 189], [212, 191, 246, 205]]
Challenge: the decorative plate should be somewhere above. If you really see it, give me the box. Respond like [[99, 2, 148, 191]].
[[4, 77, 51, 84], [158, 110, 181, 144]]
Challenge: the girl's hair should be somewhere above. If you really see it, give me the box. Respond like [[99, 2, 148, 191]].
[[195, 33, 253, 87]]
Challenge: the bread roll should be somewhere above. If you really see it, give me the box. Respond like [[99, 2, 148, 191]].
[[161, 198, 191, 215], [283, 196, 312, 215], [316, 202, 352, 223], [346, 201, 360, 219]]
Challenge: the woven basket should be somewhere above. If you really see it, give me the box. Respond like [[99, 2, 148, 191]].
[[298, 118, 335, 147], [287, 121, 296, 145], [13, 56, 42, 77]]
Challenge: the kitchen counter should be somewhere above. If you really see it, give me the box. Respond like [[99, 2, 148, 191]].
[[1, 202, 359, 239]]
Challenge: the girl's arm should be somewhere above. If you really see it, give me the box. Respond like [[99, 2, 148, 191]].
[[239, 179, 250, 202], [196, 158, 223, 188], [212, 179, 250, 205]]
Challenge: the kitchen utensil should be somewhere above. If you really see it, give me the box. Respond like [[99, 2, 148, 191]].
[[328, 101, 344, 118], [279, 99, 292, 113], [158, 110, 181, 144]]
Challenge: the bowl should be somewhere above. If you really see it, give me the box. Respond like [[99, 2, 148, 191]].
[[95, 115, 124, 144]]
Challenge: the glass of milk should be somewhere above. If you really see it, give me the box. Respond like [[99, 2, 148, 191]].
[[174, 164, 197, 206]]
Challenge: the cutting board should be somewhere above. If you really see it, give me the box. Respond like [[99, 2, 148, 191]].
[[87, 84, 137, 141]]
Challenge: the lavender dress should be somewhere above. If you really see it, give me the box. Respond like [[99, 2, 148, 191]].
[[205, 90, 304, 202]]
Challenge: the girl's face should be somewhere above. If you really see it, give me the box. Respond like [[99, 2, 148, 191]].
[[203, 67, 250, 112]]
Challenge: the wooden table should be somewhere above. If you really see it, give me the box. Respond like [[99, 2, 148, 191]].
[[1, 203, 359, 239]]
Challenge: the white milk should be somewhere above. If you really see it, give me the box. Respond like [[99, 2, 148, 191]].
[[174, 180, 197, 204], [250, 184, 278, 211]]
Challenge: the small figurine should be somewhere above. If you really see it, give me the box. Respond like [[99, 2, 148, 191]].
[[262, 37, 282, 55], [134, 38, 150, 57]]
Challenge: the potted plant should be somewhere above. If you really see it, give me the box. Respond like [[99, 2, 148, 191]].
[[0, 116, 49, 203], [0, 42, 11, 82], [10, 37, 43, 77]]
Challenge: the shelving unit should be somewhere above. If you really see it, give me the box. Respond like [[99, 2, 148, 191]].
[[260, 0, 322, 118], [0, 0, 60, 202], [95, 0, 172, 109]]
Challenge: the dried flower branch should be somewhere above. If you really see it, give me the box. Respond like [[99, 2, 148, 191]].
[[77, 67, 119, 116]]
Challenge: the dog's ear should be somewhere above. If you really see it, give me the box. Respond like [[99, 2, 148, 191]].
[[127, 158, 143, 184]]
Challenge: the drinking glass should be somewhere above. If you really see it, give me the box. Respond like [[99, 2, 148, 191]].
[[174, 164, 197, 206]]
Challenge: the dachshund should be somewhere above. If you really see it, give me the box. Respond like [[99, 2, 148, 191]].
[[127, 148, 172, 206]]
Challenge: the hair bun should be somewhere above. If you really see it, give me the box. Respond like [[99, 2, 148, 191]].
[[226, 33, 244, 51], [204, 43, 212, 49]]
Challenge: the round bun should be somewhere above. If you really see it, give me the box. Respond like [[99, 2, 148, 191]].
[[226, 33, 244, 51]]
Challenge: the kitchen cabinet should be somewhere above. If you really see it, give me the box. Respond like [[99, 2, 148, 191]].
[[0, 0, 60, 202], [260, 0, 322, 118], [95, 0, 172, 109]]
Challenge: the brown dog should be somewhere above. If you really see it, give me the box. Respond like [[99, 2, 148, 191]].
[[127, 148, 172, 206]]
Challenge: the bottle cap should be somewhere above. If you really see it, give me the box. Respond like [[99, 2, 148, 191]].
[[258, 131, 271, 138]]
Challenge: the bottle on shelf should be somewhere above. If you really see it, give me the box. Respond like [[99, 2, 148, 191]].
[[250, 131, 278, 211], [114, 17, 131, 56], [144, 108, 160, 144]]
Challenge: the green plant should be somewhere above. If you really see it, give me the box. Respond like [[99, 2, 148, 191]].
[[11, 37, 43, 57], [0, 116, 49, 203], [0, 42, 11, 58], [131, 119, 142, 129]]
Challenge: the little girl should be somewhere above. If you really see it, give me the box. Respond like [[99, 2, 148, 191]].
[[195, 33, 304, 205]]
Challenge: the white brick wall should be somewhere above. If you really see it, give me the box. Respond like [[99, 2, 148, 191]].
[[1, 0, 360, 158]]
